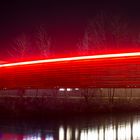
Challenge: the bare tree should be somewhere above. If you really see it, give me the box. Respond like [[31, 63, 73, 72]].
[[78, 13, 131, 55], [77, 32, 89, 55], [36, 25, 51, 57], [87, 13, 107, 52], [77, 13, 108, 55], [9, 25, 51, 59], [8, 33, 30, 97], [110, 16, 130, 50], [9, 33, 29, 59], [81, 88, 99, 105], [78, 13, 132, 104]]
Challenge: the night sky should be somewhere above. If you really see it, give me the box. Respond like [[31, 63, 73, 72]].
[[0, 0, 140, 60]]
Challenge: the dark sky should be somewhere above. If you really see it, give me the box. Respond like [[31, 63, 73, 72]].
[[0, 0, 140, 60]]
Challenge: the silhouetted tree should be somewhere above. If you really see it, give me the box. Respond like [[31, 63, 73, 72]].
[[78, 13, 132, 103], [36, 25, 51, 57], [9, 33, 30, 59], [78, 13, 131, 54], [77, 32, 89, 55]]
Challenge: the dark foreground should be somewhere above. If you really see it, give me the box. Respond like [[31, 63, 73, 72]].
[[0, 96, 140, 118], [0, 94, 139, 139], [0, 112, 139, 140]]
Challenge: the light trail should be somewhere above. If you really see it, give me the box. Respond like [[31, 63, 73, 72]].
[[0, 52, 140, 68]]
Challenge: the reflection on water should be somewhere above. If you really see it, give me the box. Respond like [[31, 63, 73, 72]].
[[58, 117, 140, 140], [0, 114, 140, 140]]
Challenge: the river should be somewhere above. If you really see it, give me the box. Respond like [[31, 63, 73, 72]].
[[0, 113, 140, 140]]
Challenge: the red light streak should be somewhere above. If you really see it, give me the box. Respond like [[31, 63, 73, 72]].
[[0, 52, 140, 68]]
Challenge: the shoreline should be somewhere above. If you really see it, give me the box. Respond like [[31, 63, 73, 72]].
[[0, 96, 140, 118]]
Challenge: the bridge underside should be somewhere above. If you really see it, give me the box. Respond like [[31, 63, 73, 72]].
[[0, 55, 140, 89]]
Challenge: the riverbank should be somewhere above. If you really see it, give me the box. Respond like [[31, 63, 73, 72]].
[[0, 96, 140, 118]]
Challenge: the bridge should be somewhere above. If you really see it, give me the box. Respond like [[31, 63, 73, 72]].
[[0, 52, 140, 89]]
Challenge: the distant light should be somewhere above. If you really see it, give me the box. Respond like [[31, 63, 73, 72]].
[[0, 52, 140, 68], [75, 88, 79, 90], [67, 88, 72, 91], [59, 88, 65, 91]]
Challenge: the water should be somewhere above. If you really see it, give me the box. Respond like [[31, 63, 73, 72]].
[[0, 113, 140, 140]]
